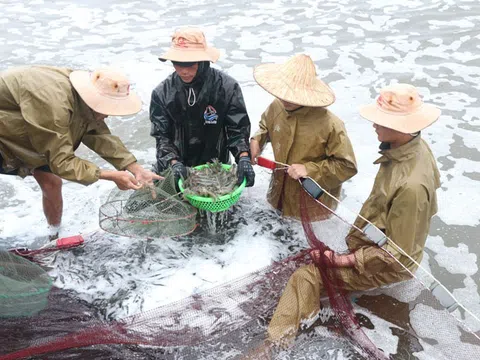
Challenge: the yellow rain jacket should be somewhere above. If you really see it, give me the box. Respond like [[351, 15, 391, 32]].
[[268, 135, 441, 344], [252, 99, 358, 219], [0, 66, 136, 185]]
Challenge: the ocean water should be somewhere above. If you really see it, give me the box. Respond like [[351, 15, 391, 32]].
[[0, 0, 479, 358]]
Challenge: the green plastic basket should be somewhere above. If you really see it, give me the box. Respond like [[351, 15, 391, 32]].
[[178, 164, 246, 212]]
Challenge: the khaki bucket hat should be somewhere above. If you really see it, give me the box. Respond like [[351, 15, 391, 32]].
[[253, 54, 335, 107], [158, 27, 220, 63], [359, 83, 441, 133], [70, 68, 142, 116]]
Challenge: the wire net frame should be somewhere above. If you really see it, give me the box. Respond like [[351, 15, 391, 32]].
[[99, 169, 198, 239]]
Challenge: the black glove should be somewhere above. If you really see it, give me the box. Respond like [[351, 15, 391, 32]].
[[172, 161, 188, 184], [237, 156, 255, 187]]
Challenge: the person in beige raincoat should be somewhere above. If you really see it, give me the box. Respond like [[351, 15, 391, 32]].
[[266, 83, 441, 348], [250, 54, 357, 219], [0, 66, 161, 237]]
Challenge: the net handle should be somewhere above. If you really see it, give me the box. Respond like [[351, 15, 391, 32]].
[[9, 235, 85, 259]]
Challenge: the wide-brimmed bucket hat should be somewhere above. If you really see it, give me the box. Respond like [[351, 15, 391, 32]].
[[253, 54, 335, 107], [359, 83, 441, 133], [158, 27, 220, 63], [70, 68, 142, 116]]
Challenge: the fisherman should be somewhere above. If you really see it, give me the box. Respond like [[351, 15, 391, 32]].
[[150, 27, 255, 188], [267, 83, 441, 348], [0, 66, 161, 238], [250, 54, 358, 219]]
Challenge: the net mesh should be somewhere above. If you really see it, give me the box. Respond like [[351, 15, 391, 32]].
[[1, 189, 479, 359], [99, 169, 198, 239], [298, 190, 387, 359], [0, 251, 52, 318]]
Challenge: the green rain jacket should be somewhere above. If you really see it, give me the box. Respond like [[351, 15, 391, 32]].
[[0, 66, 136, 185], [348, 135, 441, 276], [252, 99, 358, 219]]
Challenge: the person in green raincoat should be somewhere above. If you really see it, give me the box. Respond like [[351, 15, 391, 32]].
[[250, 54, 358, 220], [0, 66, 161, 238], [266, 83, 442, 348]]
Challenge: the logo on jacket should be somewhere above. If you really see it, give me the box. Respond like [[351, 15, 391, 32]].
[[204, 105, 218, 124]]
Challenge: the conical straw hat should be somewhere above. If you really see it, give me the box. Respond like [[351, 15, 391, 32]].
[[253, 54, 335, 107]]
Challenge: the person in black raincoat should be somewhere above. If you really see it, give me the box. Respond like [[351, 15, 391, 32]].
[[150, 27, 255, 187]]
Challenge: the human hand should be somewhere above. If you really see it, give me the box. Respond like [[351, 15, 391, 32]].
[[237, 155, 255, 187], [310, 249, 356, 268], [135, 169, 163, 185], [111, 171, 142, 191], [134, 169, 163, 199], [287, 164, 308, 180], [172, 161, 187, 182], [250, 139, 261, 165]]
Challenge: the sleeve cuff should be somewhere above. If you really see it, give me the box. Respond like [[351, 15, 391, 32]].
[[115, 154, 137, 171]]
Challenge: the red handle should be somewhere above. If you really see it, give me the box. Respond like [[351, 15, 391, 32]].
[[257, 156, 277, 170], [56, 235, 84, 249]]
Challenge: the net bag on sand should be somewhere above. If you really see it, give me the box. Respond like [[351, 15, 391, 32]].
[[0, 251, 52, 318], [99, 169, 197, 239]]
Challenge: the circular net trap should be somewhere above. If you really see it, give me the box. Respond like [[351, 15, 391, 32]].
[[99, 169, 198, 239], [0, 251, 52, 318]]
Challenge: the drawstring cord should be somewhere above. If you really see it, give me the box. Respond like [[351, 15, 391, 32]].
[[187, 88, 196, 107]]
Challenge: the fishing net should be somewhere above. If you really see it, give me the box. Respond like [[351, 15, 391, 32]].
[[1, 189, 479, 359], [99, 169, 198, 239], [0, 251, 52, 318]]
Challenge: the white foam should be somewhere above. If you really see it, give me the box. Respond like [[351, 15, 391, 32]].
[[427, 236, 478, 276]]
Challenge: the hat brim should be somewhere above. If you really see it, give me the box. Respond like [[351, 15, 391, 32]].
[[253, 63, 335, 107], [158, 46, 220, 63], [69, 71, 142, 116], [359, 102, 441, 133]]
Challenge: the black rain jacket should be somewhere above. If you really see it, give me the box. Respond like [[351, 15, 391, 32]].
[[150, 62, 251, 172]]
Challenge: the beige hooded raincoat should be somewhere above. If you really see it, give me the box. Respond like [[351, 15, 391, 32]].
[[267, 135, 441, 344], [252, 99, 358, 219], [0, 66, 136, 185]]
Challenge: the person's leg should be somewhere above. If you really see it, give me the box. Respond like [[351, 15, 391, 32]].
[[267, 263, 323, 347], [32, 169, 63, 230]]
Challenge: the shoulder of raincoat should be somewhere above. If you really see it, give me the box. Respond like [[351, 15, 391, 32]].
[[252, 99, 357, 218], [348, 135, 440, 276], [0, 65, 136, 185], [149, 63, 251, 172]]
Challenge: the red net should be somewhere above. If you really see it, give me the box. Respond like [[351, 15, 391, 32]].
[[299, 190, 387, 359]]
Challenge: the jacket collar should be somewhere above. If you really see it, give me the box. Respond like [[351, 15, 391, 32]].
[[284, 105, 318, 118], [374, 134, 422, 164], [73, 89, 97, 125]]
